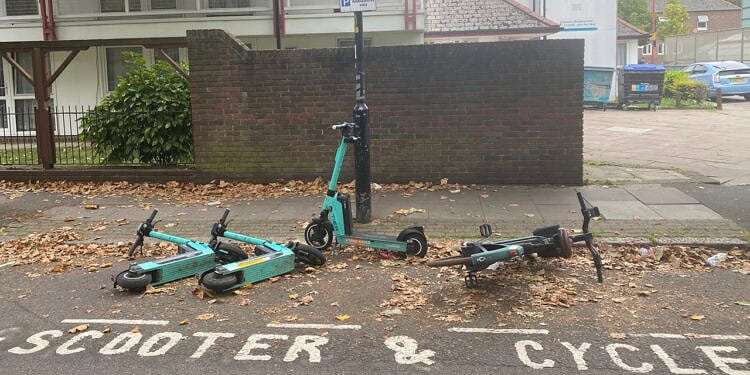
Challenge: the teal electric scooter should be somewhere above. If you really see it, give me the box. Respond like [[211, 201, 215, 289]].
[[200, 209, 326, 293], [303, 122, 428, 257], [114, 210, 246, 291]]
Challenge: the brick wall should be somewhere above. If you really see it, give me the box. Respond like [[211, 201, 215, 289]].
[[187, 29, 584, 185], [689, 10, 742, 32]]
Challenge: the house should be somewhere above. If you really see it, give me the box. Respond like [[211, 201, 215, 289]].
[[423, 0, 559, 44], [654, 0, 742, 33], [617, 18, 648, 66], [516, 0, 618, 70], [641, 0, 742, 63], [0, 0, 425, 136]]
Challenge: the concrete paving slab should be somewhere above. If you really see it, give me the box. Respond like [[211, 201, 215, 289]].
[[648, 204, 724, 220], [577, 186, 637, 202], [535, 204, 582, 224], [528, 187, 579, 205], [625, 185, 700, 205], [596, 201, 662, 220]]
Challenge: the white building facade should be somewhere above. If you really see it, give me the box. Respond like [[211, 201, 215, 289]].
[[0, 0, 424, 135]]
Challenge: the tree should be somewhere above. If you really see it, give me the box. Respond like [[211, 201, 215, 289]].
[[658, 0, 691, 37], [80, 54, 192, 165], [618, 0, 651, 32]]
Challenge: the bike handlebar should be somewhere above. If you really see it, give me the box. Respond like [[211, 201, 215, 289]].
[[220, 209, 230, 225], [146, 209, 158, 224]]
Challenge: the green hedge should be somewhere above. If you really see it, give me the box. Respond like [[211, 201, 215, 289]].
[[663, 70, 708, 105]]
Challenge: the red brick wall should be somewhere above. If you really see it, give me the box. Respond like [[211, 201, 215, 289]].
[[187, 30, 584, 185], [688, 10, 742, 32]]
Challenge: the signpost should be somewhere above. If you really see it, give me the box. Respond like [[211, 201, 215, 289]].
[[340, 0, 375, 223]]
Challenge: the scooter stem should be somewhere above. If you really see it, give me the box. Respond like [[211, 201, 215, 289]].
[[327, 139, 348, 194]]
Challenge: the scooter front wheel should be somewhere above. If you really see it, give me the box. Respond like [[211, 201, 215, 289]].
[[114, 270, 152, 291], [289, 242, 326, 267], [304, 221, 334, 251], [202, 272, 241, 293]]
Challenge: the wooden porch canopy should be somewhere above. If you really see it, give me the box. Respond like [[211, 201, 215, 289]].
[[0, 37, 188, 169]]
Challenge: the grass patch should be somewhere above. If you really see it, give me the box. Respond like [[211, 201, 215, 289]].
[[659, 97, 717, 110]]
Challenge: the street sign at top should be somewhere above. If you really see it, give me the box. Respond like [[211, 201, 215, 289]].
[[339, 0, 377, 12]]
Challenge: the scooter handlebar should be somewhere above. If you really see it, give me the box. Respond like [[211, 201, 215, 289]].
[[332, 122, 354, 130], [127, 236, 144, 258], [220, 209, 230, 225], [146, 209, 158, 224]]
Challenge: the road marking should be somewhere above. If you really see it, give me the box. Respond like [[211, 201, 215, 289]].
[[627, 333, 749, 341], [606, 126, 652, 134], [266, 323, 361, 330], [448, 328, 549, 335], [61, 319, 170, 326]]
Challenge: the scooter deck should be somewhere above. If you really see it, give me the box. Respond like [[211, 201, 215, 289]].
[[133, 243, 218, 286], [212, 246, 296, 291], [342, 231, 406, 252]]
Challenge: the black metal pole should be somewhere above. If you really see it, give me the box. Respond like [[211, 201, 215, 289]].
[[353, 11, 372, 223]]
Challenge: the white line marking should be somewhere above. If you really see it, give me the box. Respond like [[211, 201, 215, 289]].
[[628, 333, 750, 341], [62, 319, 170, 326], [606, 126, 652, 134], [448, 328, 549, 335], [648, 333, 686, 339], [266, 323, 361, 330], [686, 334, 750, 341]]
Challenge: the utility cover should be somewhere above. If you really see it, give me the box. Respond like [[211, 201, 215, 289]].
[[340, 0, 377, 12]]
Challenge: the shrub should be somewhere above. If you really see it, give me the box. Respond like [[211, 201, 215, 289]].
[[80, 54, 192, 165], [663, 70, 707, 105]]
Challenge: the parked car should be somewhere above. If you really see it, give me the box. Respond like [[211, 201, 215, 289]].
[[683, 61, 750, 100]]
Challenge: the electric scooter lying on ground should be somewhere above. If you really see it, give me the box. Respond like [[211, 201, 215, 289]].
[[200, 209, 326, 293], [304, 122, 428, 257], [113, 210, 247, 291], [427, 192, 604, 288]]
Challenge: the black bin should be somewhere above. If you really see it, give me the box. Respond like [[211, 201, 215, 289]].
[[618, 64, 666, 110]]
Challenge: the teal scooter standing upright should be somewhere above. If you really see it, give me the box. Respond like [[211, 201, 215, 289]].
[[304, 123, 428, 257]]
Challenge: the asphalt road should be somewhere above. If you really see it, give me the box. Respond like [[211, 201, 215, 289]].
[[1, 252, 748, 375], [673, 182, 750, 230]]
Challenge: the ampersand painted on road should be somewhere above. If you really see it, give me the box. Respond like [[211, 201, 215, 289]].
[[384, 336, 435, 366]]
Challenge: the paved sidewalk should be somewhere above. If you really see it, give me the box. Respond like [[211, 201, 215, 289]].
[[584, 101, 750, 185], [1, 183, 746, 246]]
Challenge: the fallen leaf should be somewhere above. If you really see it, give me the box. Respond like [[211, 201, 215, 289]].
[[690, 314, 706, 321], [179, 320, 189, 326], [612, 297, 628, 304], [206, 201, 221, 206], [609, 332, 627, 339], [83, 204, 99, 210], [196, 313, 215, 321], [68, 324, 88, 334], [335, 314, 350, 321], [102, 327, 111, 334], [131, 326, 140, 333], [735, 301, 750, 307], [393, 208, 426, 216]]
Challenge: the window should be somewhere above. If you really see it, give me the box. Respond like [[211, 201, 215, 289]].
[[208, 0, 250, 8], [337, 38, 373, 48], [697, 15, 708, 31], [658, 42, 665, 56], [151, 0, 176, 10], [154, 47, 180, 63], [5, 0, 38, 16], [640, 43, 652, 56], [13, 52, 34, 95], [0, 63, 6, 129], [14, 99, 35, 131], [106, 47, 142, 91], [100, 0, 141, 12]]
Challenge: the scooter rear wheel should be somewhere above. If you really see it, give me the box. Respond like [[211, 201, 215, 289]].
[[399, 229, 428, 257], [114, 270, 152, 291], [304, 221, 334, 251], [202, 272, 240, 293]]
